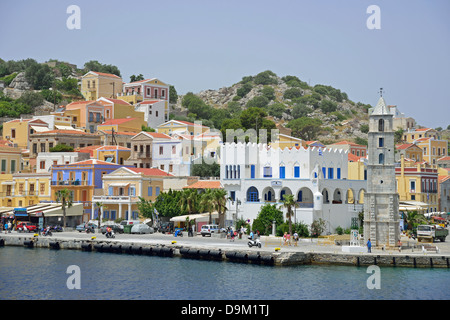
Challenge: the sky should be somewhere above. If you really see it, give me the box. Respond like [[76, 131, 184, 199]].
[[0, 0, 449, 128]]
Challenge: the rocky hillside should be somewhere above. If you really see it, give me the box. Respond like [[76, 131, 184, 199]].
[[172, 70, 372, 144]]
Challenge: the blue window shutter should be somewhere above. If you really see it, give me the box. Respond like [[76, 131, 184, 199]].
[[156, 187, 160, 196], [108, 186, 113, 196], [280, 166, 285, 179], [337, 168, 341, 179], [294, 166, 300, 178], [322, 167, 326, 179], [148, 187, 153, 196], [251, 165, 255, 179]]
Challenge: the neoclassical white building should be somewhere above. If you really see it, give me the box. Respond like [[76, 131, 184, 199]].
[[220, 142, 367, 234]]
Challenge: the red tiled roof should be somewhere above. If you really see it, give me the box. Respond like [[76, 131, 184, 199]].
[[142, 132, 172, 139], [183, 180, 222, 189], [70, 159, 123, 166], [415, 128, 431, 132], [139, 100, 160, 105], [396, 143, 415, 150], [348, 153, 363, 162], [97, 98, 131, 105], [77, 145, 104, 156], [437, 156, 450, 162], [89, 71, 121, 79], [127, 167, 173, 176], [438, 176, 450, 183]]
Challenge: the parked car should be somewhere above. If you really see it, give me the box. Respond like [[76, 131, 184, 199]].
[[131, 223, 154, 234], [159, 222, 174, 234], [76, 223, 97, 233], [100, 224, 124, 234], [201, 224, 219, 237], [16, 222, 37, 233]]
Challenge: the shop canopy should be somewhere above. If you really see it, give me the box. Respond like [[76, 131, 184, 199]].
[[170, 212, 218, 222]]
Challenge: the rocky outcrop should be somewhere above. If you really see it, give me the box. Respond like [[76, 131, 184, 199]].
[[4, 72, 33, 99]]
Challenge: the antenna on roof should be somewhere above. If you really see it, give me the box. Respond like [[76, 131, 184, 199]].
[[379, 87, 384, 97]]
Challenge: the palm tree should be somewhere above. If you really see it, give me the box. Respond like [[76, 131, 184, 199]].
[[179, 189, 199, 216], [199, 189, 215, 224], [213, 189, 228, 228], [95, 201, 104, 228], [404, 210, 427, 231], [280, 194, 298, 238], [55, 189, 73, 228]]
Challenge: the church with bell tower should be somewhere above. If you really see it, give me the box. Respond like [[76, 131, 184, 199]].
[[364, 90, 400, 248]]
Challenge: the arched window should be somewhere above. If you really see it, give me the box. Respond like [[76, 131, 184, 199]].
[[379, 153, 384, 164], [378, 119, 384, 132], [247, 187, 259, 202]]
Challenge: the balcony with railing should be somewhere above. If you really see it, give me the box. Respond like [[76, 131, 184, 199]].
[[51, 180, 89, 186], [92, 195, 139, 203]]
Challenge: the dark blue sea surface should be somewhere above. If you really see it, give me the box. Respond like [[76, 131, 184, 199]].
[[0, 246, 449, 300]]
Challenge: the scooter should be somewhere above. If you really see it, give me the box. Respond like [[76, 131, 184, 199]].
[[105, 230, 115, 239], [248, 236, 262, 248], [42, 227, 52, 236], [85, 226, 95, 234]]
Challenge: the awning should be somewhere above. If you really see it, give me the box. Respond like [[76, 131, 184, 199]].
[[109, 183, 130, 187], [170, 212, 218, 222], [30, 125, 49, 132], [399, 200, 429, 207]]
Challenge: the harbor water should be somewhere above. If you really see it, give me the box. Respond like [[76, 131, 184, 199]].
[[1, 246, 449, 300]]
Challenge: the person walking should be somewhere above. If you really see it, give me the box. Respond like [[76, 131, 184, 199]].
[[367, 238, 372, 253]]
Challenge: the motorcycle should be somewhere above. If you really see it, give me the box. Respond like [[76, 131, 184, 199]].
[[105, 230, 115, 239], [42, 227, 52, 236], [85, 226, 95, 234], [248, 236, 262, 248]]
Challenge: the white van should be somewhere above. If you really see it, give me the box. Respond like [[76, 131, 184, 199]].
[[119, 220, 140, 229], [201, 224, 219, 237]]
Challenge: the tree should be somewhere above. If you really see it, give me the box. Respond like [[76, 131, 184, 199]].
[[267, 103, 286, 119], [50, 144, 74, 152], [169, 85, 178, 104], [360, 124, 369, 134], [25, 63, 55, 90], [245, 96, 269, 109], [310, 218, 326, 237], [179, 189, 199, 216], [291, 103, 312, 119], [280, 194, 298, 239], [394, 129, 404, 144], [236, 82, 252, 97], [199, 189, 215, 224], [130, 74, 144, 82], [212, 189, 228, 228], [286, 117, 322, 141], [403, 211, 427, 231], [55, 189, 73, 228], [253, 70, 278, 85], [283, 88, 302, 100], [191, 161, 220, 177], [152, 189, 186, 218], [83, 60, 121, 77], [95, 201, 104, 228], [260, 86, 275, 101], [252, 204, 284, 236], [17, 91, 44, 108], [319, 99, 337, 113]]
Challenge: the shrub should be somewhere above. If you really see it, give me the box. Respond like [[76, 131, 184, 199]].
[[236, 82, 252, 97], [319, 99, 337, 113], [253, 70, 278, 85], [283, 88, 303, 100]]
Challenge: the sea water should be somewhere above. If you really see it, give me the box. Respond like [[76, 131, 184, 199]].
[[0, 246, 449, 300]]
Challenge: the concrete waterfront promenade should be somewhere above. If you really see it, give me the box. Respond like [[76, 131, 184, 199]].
[[1, 230, 450, 268]]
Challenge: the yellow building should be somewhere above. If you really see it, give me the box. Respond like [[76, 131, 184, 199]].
[[402, 128, 447, 165], [80, 71, 123, 101], [395, 143, 423, 162], [395, 155, 439, 213], [96, 97, 145, 123], [270, 133, 307, 149], [96, 117, 145, 134], [156, 120, 209, 136], [93, 145, 131, 165], [0, 172, 51, 208], [91, 166, 168, 221], [116, 77, 170, 120], [2, 118, 49, 149]]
